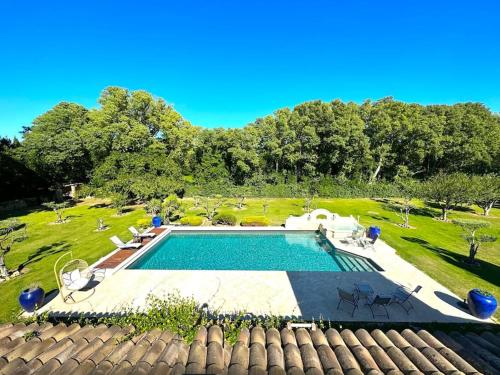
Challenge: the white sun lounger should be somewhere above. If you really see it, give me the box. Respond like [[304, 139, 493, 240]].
[[110, 235, 142, 249], [128, 226, 156, 238]]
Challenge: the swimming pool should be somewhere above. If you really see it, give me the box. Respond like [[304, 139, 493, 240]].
[[127, 230, 379, 272]]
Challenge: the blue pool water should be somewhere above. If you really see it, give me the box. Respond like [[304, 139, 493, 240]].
[[128, 231, 378, 272]]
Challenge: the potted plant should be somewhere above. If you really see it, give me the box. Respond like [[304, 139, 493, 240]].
[[19, 283, 45, 313], [152, 215, 162, 228], [467, 289, 497, 319]]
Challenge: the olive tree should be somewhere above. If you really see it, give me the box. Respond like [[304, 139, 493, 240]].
[[145, 198, 162, 216], [203, 196, 225, 221], [43, 201, 70, 223], [110, 193, 128, 216], [262, 199, 270, 215], [393, 178, 421, 228], [423, 173, 470, 221], [471, 174, 499, 216], [192, 196, 202, 209], [162, 194, 180, 224], [0, 219, 27, 278], [453, 220, 496, 264], [235, 194, 246, 209]]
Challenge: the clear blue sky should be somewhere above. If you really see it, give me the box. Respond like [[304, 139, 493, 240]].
[[1, 0, 499, 138]]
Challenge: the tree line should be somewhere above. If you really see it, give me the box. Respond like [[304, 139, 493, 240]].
[[0, 86, 499, 202]]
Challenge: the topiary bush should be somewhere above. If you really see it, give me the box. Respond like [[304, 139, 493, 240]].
[[240, 216, 270, 226], [213, 213, 237, 226], [136, 218, 151, 230], [180, 215, 203, 226]]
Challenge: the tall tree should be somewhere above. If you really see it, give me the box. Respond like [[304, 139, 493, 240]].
[[431, 103, 500, 174], [18, 102, 90, 185]]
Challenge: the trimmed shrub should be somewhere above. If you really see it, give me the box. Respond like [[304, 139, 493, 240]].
[[213, 213, 237, 226], [136, 218, 151, 229], [180, 215, 203, 226], [240, 216, 270, 227]]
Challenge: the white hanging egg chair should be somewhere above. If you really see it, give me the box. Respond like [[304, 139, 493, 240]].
[[54, 252, 104, 303]]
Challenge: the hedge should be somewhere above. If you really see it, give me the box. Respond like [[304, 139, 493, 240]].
[[180, 216, 204, 226], [240, 216, 270, 227], [185, 178, 402, 199], [213, 213, 237, 226]]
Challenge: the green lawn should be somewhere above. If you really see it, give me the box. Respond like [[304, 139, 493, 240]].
[[0, 197, 498, 322]]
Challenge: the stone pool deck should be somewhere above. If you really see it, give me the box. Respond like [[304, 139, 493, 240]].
[[39, 226, 492, 324]]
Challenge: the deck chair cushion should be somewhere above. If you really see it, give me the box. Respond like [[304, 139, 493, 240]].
[[67, 276, 90, 291], [62, 269, 80, 286], [62, 269, 90, 290]]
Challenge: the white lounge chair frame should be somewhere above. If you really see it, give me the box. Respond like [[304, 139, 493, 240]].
[[110, 235, 142, 249], [128, 226, 156, 238]]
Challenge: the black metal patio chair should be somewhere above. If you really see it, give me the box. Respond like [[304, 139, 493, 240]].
[[337, 287, 360, 317], [366, 295, 392, 319], [390, 285, 422, 314]]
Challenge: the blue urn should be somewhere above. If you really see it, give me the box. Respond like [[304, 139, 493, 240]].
[[19, 287, 45, 313], [467, 289, 497, 319], [152, 216, 162, 228]]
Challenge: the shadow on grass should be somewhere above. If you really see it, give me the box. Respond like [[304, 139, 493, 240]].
[[0, 206, 46, 221], [64, 214, 82, 220], [412, 206, 437, 218], [424, 201, 476, 214], [378, 199, 436, 219], [367, 214, 391, 222], [401, 236, 500, 288], [88, 203, 111, 209], [18, 241, 71, 271]]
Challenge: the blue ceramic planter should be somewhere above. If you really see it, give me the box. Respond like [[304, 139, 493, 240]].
[[367, 226, 381, 240], [19, 287, 45, 313], [467, 289, 497, 319], [152, 216, 162, 228]]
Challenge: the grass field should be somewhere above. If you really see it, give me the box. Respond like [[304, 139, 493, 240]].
[[0, 197, 498, 322]]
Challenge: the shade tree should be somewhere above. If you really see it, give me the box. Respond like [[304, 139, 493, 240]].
[[6, 87, 500, 201], [18, 103, 90, 185]]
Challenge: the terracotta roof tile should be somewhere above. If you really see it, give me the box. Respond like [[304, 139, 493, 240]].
[[186, 340, 207, 373], [0, 323, 498, 374], [28, 337, 74, 366], [481, 331, 500, 348], [0, 337, 25, 357]]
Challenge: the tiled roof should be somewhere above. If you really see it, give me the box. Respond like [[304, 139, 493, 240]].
[[0, 322, 499, 374]]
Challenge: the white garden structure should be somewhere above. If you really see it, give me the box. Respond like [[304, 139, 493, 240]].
[[285, 209, 364, 237]]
